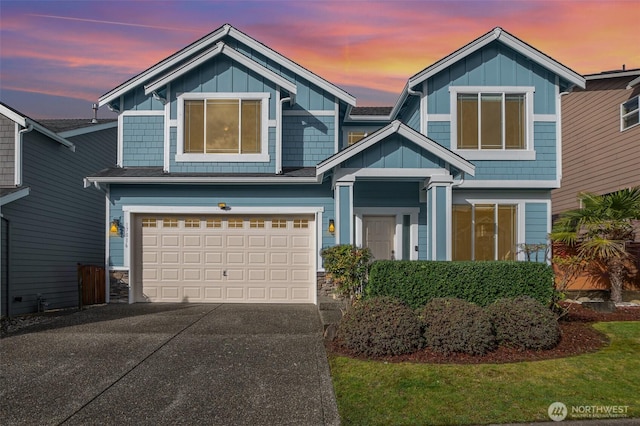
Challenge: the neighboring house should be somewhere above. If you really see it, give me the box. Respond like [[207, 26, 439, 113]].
[[0, 103, 117, 316], [551, 68, 640, 293], [86, 24, 584, 305], [552, 68, 640, 215]]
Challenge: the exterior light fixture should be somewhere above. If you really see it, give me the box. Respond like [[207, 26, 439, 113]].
[[218, 202, 228, 210], [110, 219, 122, 236], [328, 219, 335, 234]]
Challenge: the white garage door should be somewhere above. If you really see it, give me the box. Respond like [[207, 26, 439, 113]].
[[136, 215, 315, 303]]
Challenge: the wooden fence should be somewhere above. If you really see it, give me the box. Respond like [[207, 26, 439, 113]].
[[77, 264, 105, 308]]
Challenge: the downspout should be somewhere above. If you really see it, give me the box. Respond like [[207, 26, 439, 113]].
[[276, 96, 292, 175], [557, 91, 572, 186], [16, 125, 33, 186]]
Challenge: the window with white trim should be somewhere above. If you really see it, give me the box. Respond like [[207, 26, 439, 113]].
[[621, 96, 639, 131], [347, 131, 368, 146], [450, 87, 534, 159], [452, 204, 517, 261], [177, 93, 269, 162]]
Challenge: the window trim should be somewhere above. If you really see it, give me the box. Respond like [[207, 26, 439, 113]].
[[621, 95, 640, 131], [449, 86, 535, 160], [176, 92, 270, 162]]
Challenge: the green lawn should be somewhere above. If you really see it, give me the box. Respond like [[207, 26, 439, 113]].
[[329, 322, 640, 425]]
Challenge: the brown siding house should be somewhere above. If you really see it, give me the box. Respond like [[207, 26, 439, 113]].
[[553, 68, 640, 215], [552, 69, 640, 294]]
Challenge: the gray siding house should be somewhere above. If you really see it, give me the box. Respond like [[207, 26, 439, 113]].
[[0, 103, 117, 316]]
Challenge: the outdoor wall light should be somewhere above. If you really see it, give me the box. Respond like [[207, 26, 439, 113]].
[[328, 219, 335, 234], [109, 219, 122, 237], [218, 202, 228, 210]]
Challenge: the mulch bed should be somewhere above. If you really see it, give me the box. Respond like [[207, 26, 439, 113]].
[[328, 303, 640, 364]]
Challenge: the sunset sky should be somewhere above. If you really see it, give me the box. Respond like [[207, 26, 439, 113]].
[[1, 0, 639, 119]]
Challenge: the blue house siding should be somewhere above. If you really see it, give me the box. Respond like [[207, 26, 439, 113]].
[[427, 42, 557, 115], [427, 122, 451, 149], [525, 201, 550, 261], [108, 183, 335, 267], [282, 115, 335, 167], [343, 136, 445, 169], [122, 85, 165, 112], [122, 115, 164, 167]]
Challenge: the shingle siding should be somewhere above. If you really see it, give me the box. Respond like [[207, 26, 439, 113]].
[[2, 127, 116, 315], [0, 115, 15, 187]]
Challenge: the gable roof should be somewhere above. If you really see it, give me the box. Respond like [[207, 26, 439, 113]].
[[99, 24, 355, 108], [390, 27, 586, 119], [0, 102, 75, 151], [316, 120, 475, 176], [144, 41, 297, 101]]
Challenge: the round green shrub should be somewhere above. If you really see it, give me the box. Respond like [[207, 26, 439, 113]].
[[420, 298, 496, 355], [337, 296, 423, 357], [486, 296, 560, 350]]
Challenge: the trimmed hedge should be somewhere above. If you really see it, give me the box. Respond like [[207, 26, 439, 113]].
[[367, 260, 555, 308]]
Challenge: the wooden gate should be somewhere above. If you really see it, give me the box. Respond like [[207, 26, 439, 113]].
[[78, 264, 106, 308]]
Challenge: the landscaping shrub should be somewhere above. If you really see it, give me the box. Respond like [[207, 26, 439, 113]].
[[367, 260, 555, 308], [337, 296, 423, 357], [320, 244, 372, 299], [420, 298, 496, 355], [486, 296, 560, 350]]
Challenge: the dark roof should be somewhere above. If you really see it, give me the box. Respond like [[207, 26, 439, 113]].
[[350, 106, 393, 116], [89, 167, 317, 179], [37, 119, 117, 133]]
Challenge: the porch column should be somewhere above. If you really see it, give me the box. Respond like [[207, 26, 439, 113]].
[[334, 177, 354, 245], [425, 175, 453, 260]]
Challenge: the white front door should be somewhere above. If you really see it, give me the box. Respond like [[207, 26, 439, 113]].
[[363, 216, 396, 260]]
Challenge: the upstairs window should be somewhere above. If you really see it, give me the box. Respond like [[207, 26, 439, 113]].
[[621, 96, 639, 131], [178, 93, 269, 162], [457, 93, 526, 150]]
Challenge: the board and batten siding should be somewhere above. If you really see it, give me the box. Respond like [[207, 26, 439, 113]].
[[552, 76, 640, 214], [426, 42, 558, 115], [2, 127, 116, 315], [107, 183, 335, 267], [0, 114, 15, 186]]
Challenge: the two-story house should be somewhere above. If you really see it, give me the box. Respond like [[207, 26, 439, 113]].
[[86, 25, 584, 305], [1, 103, 117, 315]]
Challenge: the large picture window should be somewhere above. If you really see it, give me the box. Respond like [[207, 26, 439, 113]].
[[457, 92, 526, 150], [452, 203, 517, 261], [184, 98, 261, 154]]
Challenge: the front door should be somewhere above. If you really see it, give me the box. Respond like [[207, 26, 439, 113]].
[[363, 216, 395, 260]]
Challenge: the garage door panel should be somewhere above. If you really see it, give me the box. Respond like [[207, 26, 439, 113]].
[[182, 269, 201, 281], [161, 269, 179, 280], [183, 252, 201, 264], [182, 287, 201, 299], [183, 235, 202, 247], [226, 252, 244, 264], [161, 235, 180, 247], [140, 215, 314, 303], [162, 252, 179, 264]]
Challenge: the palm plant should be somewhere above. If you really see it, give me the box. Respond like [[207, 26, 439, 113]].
[[550, 187, 640, 303]]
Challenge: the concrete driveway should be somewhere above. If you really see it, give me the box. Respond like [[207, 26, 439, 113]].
[[0, 304, 340, 425]]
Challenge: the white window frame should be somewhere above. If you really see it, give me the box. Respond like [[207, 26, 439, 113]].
[[450, 86, 535, 160], [176, 92, 270, 162], [621, 95, 640, 131]]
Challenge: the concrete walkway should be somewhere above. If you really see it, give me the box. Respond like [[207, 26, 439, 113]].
[[0, 304, 340, 425]]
